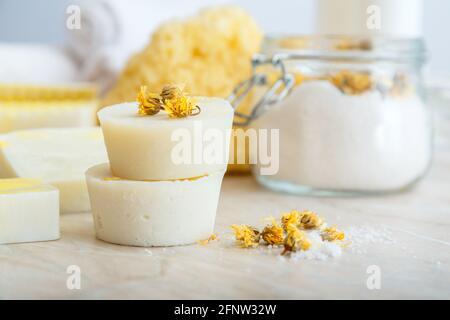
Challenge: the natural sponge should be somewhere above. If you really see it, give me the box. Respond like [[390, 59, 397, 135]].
[[102, 6, 263, 107]]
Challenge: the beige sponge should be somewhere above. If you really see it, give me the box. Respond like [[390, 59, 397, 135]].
[[102, 6, 263, 107]]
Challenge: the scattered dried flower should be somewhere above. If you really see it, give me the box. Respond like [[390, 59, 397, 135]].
[[282, 224, 311, 255], [321, 226, 345, 242], [197, 233, 219, 245], [261, 217, 284, 246], [281, 210, 301, 230], [231, 224, 260, 248], [299, 211, 323, 230]]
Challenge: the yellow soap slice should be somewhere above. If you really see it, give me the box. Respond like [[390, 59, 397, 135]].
[[0, 178, 54, 194], [0, 178, 59, 245], [0, 127, 108, 213]]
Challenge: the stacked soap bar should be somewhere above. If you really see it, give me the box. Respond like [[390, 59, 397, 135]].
[[0, 128, 108, 213], [0, 178, 59, 244], [87, 97, 234, 246], [0, 84, 98, 133]]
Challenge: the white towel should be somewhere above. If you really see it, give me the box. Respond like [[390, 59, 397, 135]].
[[0, 43, 78, 84]]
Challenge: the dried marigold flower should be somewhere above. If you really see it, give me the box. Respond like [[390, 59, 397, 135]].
[[261, 217, 284, 246], [197, 233, 219, 245], [137, 86, 162, 116], [160, 84, 185, 103], [282, 224, 311, 255], [321, 226, 345, 242], [164, 94, 199, 118], [159, 84, 200, 118], [298, 211, 323, 230], [281, 210, 301, 230], [330, 70, 372, 95], [231, 224, 260, 248]]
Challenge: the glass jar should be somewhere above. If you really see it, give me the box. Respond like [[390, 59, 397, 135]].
[[230, 35, 432, 196]]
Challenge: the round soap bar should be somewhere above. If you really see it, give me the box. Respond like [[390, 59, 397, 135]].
[[86, 163, 225, 247], [98, 97, 234, 181]]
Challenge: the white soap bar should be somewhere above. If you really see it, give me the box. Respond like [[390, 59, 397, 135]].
[[0, 178, 59, 244], [86, 163, 225, 247], [0, 128, 108, 213], [0, 100, 98, 133], [98, 97, 234, 181]]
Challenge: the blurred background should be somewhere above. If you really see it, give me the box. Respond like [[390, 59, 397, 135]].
[[0, 0, 449, 78]]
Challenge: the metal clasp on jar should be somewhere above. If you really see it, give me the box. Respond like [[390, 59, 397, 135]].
[[228, 54, 295, 126]]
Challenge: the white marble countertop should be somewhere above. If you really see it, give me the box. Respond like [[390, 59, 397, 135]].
[[1, 103, 449, 300]]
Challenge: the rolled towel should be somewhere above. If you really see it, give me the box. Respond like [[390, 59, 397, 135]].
[[66, 0, 226, 94], [0, 43, 78, 84]]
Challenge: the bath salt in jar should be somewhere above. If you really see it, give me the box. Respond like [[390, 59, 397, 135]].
[[229, 36, 432, 196]]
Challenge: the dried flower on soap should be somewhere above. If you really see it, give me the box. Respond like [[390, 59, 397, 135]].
[[137, 86, 162, 116], [321, 226, 345, 242], [197, 233, 219, 245], [164, 95, 200, 118], [298, 211, 323, 230], [282, 224, 311, 255], [281, 210, 301, 230], [160, 84, 185, 103], [231, 224, 260, 248], [261, 217, 284, 245], [160, 84, 200, 118]]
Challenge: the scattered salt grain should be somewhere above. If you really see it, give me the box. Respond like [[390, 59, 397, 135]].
[[345, 225, 396, 254]]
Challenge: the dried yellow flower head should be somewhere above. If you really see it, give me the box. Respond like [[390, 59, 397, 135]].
[[137, 86, 162, 116], [261, 217, 284, 246], [231, 224, 260, 248], [160, 84, 185, 103], [282, 224, 311, 255], [330, 71, 372, 95], [281, 210, 301, 230], [164, 94, 200, 118], [321, 226, 345, 242], [136, 84, 200, 118], [197, 233, 219, 245], [298, 211, 323, 230]]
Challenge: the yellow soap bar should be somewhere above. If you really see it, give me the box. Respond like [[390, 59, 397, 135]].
[[0, 178, 59, 245], [0, 100, 99, 133], [0, 83, 97, 102], [0, 128, 108, 213]]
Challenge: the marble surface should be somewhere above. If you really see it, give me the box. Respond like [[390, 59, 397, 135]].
[[1, 105, 450, 300]]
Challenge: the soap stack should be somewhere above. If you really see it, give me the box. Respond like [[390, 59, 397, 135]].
[[86, 96, 234, 247]]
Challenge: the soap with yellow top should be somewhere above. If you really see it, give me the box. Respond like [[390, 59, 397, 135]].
[[98, 95, 234, 181], [0, 178, 59, 244], [0, 128, 108, 213], [0, 100, 98, 134], [0, 83, 98, 133]]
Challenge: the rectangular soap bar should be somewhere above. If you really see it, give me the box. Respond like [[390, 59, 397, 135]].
[[0, 178, 59, 244], [0, 128, 108, 213], [0, 100, 98, 133]]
